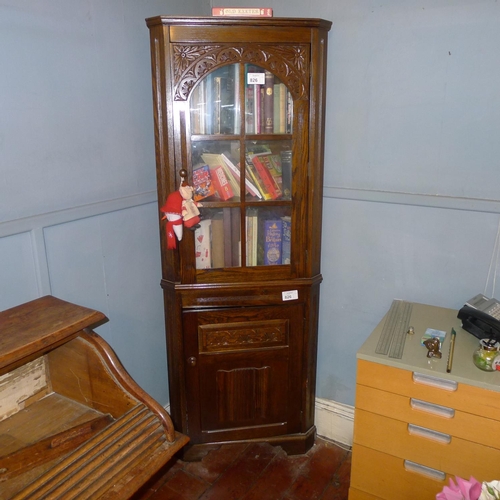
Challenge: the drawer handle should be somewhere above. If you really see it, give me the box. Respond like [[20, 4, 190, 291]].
[[408, 423, 451, 444], [410, 398, 455, 418], [413, 372, 457, 391], [404, 459, 446, 481]]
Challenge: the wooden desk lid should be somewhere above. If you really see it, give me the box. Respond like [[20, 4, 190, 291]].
[[0, 295, 107, 374]]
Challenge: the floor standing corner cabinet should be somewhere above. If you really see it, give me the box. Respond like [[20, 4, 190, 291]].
[[146, 16, 331, 457]]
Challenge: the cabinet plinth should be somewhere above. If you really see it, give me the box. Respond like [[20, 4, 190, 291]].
[[146, 16, 331, 456]]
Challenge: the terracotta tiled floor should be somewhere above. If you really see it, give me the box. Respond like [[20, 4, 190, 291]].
[[134, 437, 351, 500]]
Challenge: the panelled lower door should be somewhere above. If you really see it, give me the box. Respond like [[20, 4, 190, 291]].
[[183, 303, 304, 443]]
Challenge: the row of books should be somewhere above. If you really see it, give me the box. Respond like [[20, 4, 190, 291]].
[[189, 64, 292, 136], [192, 149, 292, 202], [195, 211, 291, 269], [245, 70, 293, 135], [195, 208, 241, 269], [190, 65, 240, 136]]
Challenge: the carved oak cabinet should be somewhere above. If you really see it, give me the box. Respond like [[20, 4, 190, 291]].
[[146, 16, 331, 456]]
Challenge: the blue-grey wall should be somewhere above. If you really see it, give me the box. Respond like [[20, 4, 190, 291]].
[[2, 0, 500, 410], [223, 0, 500, 406], [0, 0, 209, 405]]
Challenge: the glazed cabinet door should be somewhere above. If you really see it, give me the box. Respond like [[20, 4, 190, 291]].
[[163, 36, 312, 285], [182, 303, 304, 443]]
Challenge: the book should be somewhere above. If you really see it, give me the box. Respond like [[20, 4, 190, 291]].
[[244, 155, 272, 200], [201, 153, 234, 200], [192, 164, 217, 201], [212, 66, 237, 135], [221, 153, 262, 199], [211, 215, 225, 268], [230, 207, 241, 266], [222, 208, 233, 267], [246, 209, 258, 266], [195, 219, 212, 269], [280, 150, 292, 200], [281, 216, 291, 265], [264, 219, 283, 265], [202, 153, 239, 198], [263, 71, 274, 134], [211, 164, 234, 200], [253, 82, 261, 134], [212, 7, 273, 17], [245, 84, 255, 134], [248, 153, 280, 199], [258, 153, 283, 197]]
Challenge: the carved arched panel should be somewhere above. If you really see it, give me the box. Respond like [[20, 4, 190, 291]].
[[172, 44, 309, 101]]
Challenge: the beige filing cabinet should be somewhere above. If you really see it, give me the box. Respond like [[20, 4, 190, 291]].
[[349, 302, 500, 500]]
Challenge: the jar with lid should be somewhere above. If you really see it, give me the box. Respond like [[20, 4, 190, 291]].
[[472, 338, 500, 371]]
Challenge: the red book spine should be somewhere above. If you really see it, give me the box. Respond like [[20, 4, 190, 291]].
[[210, 165, 234, 201], [212, 7, 273, 17], [251, 155, 278, 199]]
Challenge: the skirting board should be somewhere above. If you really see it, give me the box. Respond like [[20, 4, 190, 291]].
[[165, 398, 355, 448], [315, 398, 354, 448]]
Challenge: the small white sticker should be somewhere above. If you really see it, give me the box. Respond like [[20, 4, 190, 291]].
[[282, 290, 298, 301], [247, 72, 265, 85]]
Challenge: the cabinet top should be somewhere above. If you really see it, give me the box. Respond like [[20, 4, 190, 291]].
[[145, 16, 332, 30], [357, 301, 500, 393]]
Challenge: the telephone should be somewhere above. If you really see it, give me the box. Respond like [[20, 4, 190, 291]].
[[458, 293, 500, 341]]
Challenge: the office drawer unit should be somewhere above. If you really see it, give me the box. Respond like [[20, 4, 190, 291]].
[[349, 302, 500, 500]]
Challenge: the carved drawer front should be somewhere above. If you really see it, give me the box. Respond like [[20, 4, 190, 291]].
[[199, 318, 288, 353], [354, 409, 500, 482]]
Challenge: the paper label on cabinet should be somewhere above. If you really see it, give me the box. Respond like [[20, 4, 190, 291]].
[[282, 290, 298, 301], [247, 73, 265, 85]]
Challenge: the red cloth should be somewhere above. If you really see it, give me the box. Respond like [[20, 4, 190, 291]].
[[166, 218, 183, 249]]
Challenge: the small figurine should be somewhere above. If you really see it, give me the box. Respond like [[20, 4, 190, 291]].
[[160, 170, 202, 250], [423, 337, 442, 359], [179, 183, 201, 229]]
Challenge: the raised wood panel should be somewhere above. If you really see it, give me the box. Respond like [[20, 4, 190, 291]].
[[216, 365, 271, 422], [200, 349, 289, 431], [199, 319, 288, 353]]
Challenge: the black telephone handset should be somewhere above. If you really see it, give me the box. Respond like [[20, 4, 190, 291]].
[[458, 294, 500, 341]]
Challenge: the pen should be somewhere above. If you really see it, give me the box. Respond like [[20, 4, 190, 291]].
[[447, 328, 456, 373]]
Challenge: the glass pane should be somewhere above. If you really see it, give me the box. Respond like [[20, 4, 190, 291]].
[[189, 64, 240, 135], [191, 141, 241, 202], [245, 206, 291, 267], [195, 207, 241, 269], [244, 64, 292, 135], [244, 140, 292, 201]]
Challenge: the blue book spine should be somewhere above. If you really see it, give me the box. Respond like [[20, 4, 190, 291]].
[[281, 217, 291, 265], [264, 219, 283, 265]]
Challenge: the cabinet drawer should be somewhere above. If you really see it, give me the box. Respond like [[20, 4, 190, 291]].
[[357, 359, 500, 421], [354, 409, 500, 482], [355, 384, 500, 449], [350, 444, 450, 499]]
